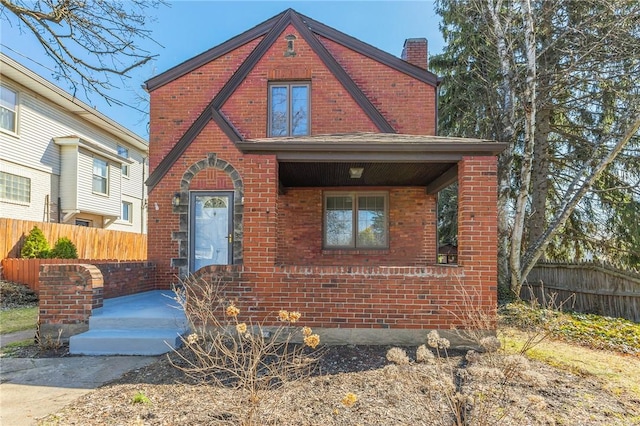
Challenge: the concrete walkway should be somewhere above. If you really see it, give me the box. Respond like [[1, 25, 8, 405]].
[[0, 356, 157, 425], [0, 329, 36, 348]]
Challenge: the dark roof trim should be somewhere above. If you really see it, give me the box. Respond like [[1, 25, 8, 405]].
[[147, 9, 400, 191], [237, 141, 507, 155], [299, 12, 439, 87], [273, 152, 467, 162], [237, 133, 507, 163], [147, 12, 292, 191], [426, 164, 458, 194], [289, 12, 395, 133], [145, 8, 439, 92], [146, 108, 213, 189], [145, 12, 282, 92], [212, 109, 242, 141], [212, 11, 293, 108]]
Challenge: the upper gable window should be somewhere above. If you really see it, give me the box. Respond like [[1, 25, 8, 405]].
[[0, 85, 18, 134], [268, 82, 309, 137]]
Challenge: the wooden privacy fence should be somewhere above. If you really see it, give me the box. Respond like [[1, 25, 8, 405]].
[[1, 258, 144, 293], [0, 218, 147, 259], [523, 261, 640, 322]]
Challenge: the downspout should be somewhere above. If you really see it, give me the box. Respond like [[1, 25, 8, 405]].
[[435, 76, 443, 136], [141, 156, 147, 234]]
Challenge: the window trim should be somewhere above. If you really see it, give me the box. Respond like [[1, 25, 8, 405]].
[[0, 84, 18, 135], [92, 157, 109, 195], [121, 201, 133, 223], [323, 191, 389, 250], [268, 81, 310, 137]]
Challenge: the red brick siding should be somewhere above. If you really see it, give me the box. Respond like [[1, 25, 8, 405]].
[[319, 36, 436, 135], [194, 265, 479, 330], [147, 123, 251, 288], [458, 156, 499, 309], [38, 262, 158, 327], [221, 25, 378, 138], [39, 264, 103, 325], [93, 262, 157, 299], [276, 187, 437, 265], [401, 39, 428, 70], [149, 39, 262, 170], [147, 22, 499, 332]]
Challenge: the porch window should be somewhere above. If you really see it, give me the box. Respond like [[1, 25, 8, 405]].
[[324, 192, 388, 249], [0, 85, 17, 133], [92, 157, 108, 194], [268, 82, 309, 136]]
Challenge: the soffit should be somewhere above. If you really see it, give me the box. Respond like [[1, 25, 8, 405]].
[[238, 132, 507, 190]]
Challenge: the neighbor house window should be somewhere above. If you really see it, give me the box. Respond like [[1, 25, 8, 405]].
[[0, 171, 30, 203], [324, 192, 388, 249], [268, 82, 309, 136], [121, 201, 133, 223], [0, 85, 17, 133], [75, 219, 91, 227], [92, 157, 108, 194], [117, 145, 129, 177]]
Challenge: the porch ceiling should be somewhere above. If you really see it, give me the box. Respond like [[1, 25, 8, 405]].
[[237, 132, 507, 192], [278, 162, 456, 187]]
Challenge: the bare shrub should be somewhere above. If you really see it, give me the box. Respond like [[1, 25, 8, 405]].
[[170, 274, 322, 425], [386, 347, 410, 365], [416, 344, 436, 364], [386, 283, 564, 426]]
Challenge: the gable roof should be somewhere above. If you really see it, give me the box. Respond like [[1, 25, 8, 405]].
[[145, 9, 438, 192], [144, 9, 438, 92]]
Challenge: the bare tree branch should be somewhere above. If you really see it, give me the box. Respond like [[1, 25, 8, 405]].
[[0, 0, 166, 102]]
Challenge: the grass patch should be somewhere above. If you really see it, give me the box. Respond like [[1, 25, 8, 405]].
[[500, 301, 640, 400], [0, 306, 38, 334], [0, 338, 34, 357], [500, 327, 640, 399], [500, 302, 640, 355]]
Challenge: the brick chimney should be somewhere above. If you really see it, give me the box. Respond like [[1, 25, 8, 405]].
[[401, 38, 428, 70]]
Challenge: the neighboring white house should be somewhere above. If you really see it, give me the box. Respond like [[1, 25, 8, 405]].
[[0, 53, 148, 233]]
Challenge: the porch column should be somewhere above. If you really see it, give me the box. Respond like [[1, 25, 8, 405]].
[[457, 156, 499, 306], [243, 155, 279, 265]]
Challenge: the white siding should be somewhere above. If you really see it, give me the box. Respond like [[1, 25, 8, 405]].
[[110, 195, 145, 233], [0, 159, 58, 222], [58, 145, 78, 211], [76, 150, 121, 218], [0, 73, 147, 233]]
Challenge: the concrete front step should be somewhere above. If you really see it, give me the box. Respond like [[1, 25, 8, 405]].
[[70, 329, 186, 356], [69, 290, 191, 356]]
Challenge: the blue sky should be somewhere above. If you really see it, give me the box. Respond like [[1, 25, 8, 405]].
[[1, 1, 444, 138]]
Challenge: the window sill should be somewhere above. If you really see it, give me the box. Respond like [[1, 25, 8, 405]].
[[0, 198, 30, 206], [0, 127, 19, 138], [322, 248, 390, 255]]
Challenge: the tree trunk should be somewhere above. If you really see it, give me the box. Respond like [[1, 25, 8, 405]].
[[508, 0, 538, 298], [521, 115, 640, 280], [528, 107, 551, 253]]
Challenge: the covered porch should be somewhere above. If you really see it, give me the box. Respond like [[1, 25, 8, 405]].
[[185, 132, 506, 344]]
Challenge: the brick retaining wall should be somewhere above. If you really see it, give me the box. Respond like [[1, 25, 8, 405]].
[[38, 262, 156, 339]]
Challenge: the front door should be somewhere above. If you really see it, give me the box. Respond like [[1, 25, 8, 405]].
[[190, 191, 233, 272]]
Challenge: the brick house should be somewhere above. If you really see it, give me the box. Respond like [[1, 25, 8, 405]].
[[144, 9, 505, 345]]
